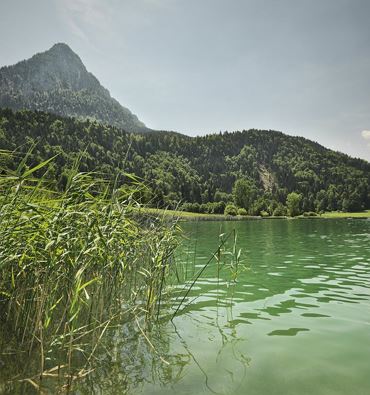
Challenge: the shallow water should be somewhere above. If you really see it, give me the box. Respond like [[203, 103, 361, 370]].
[[2, 219, 370, 394], [137, 219, 370, 395]]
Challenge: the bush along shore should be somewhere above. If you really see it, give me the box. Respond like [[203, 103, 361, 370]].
[[0, 152, 181, 392]]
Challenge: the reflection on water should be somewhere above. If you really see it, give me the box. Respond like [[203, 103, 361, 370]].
[[1, 219, 370, 394]]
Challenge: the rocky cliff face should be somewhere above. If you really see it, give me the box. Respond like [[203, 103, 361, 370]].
[[0, 43, 148, 132]]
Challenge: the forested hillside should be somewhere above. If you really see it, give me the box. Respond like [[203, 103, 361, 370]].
[[1, 108, 369, 215], [0, 43, 148, 133]]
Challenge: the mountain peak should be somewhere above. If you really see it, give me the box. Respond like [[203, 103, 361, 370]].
[[29, 43, 90, 87], [45, 43, 84, 67], [50, 42, 74, 52], [0, 44, 148, 132]]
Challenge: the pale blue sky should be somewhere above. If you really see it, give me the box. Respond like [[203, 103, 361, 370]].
[[1, 0, 370, 160]]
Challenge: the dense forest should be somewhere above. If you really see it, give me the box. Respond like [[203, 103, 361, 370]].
[[1, 108, 369, 215]]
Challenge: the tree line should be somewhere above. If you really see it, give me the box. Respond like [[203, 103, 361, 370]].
[[0, 108, 369, 215]]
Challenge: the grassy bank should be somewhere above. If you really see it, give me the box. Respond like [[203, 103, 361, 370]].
[[142, 208, 370, 221], [321, 210, 370, 218], [141, 208, 263, 221]]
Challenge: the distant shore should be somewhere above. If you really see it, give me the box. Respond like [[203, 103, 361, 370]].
[[141, 208, 370, 221]]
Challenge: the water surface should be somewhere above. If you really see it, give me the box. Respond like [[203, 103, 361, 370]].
[[139, 219, 370, 395]]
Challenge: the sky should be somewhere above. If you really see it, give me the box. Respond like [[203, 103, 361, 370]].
[[1, 0, 370, 161]]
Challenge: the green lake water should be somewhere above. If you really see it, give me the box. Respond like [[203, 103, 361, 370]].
[[2, 219, 370, 394], [138, 219, 370, 395]]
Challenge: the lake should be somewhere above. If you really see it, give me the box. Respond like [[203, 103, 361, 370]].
[[2, 219, 370, 394]]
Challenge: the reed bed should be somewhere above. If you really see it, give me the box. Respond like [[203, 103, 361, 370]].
[[0, 153, 179, 392]]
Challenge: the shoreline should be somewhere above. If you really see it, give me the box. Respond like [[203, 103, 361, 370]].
[[141, 208, 370, 221]]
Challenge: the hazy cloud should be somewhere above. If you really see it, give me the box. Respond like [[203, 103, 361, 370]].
[[55, 0, 113, 44], [361, 130, 370, 150]]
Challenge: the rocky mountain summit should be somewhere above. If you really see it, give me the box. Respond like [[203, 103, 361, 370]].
[[0, 43, 148, 132]]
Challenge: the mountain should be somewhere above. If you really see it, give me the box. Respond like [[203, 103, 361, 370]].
[[0, 43, 148, 133], [0, 109, 369, 214]]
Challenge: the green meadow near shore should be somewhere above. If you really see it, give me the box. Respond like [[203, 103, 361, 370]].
[[142, 207, 370, 220], [321, 210, 370, 218]]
